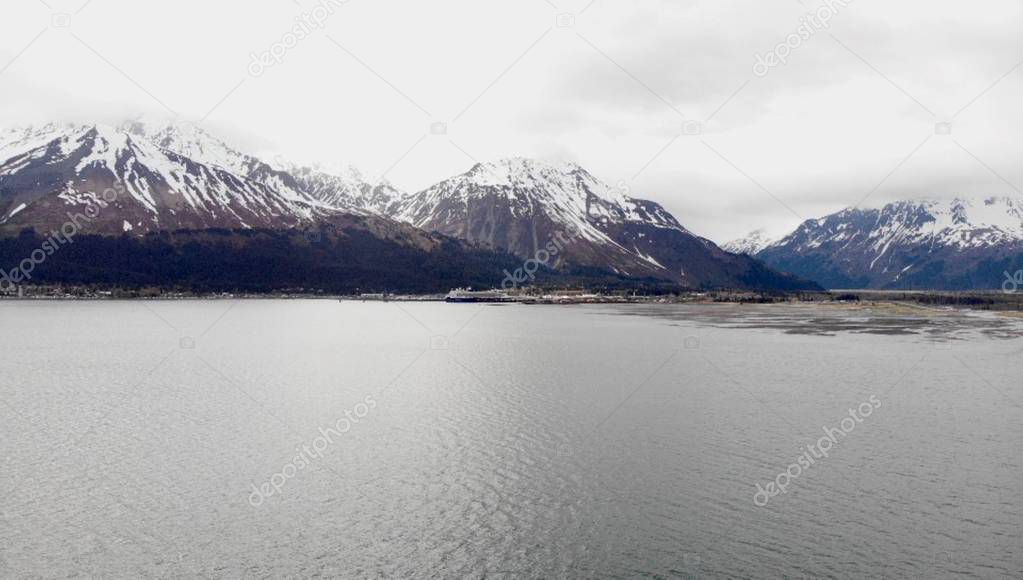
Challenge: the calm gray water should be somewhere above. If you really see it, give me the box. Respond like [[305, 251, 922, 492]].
[[1, 300, 1021, 578]]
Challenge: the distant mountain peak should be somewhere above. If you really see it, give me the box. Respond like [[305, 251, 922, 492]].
[[284, 162, 405, 216], [723, 228, 776, 255], [757, 195, 1023, 289], [457, 157, 591, 193]]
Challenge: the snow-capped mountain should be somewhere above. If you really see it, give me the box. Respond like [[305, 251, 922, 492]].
[[756, 197, 1023, 289], [0, 123, 82, 166], [389, 157, 816, 290], [118, 119, 320, 210], [722, 229, 776, 255], [393, 158, 684, 231], [119, 122, 402, 216], [119, 120, 252, 175], [285, 164, 404, 216], [0, 122, 332, 235]]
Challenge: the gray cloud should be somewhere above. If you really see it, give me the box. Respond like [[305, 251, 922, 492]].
[[0, 0, 1020, 243]]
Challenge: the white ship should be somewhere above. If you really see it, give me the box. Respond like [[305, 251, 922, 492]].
[[444, 288, 514, 303]]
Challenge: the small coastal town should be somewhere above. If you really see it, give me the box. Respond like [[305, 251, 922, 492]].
[[5, 283, 1023, 312]]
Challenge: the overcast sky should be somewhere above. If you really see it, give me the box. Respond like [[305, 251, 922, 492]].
[[1, 0, 1021, 243]]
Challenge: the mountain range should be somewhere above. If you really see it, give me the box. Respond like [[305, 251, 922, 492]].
[[0, 120, 816, 293], [6, 119, 1020, 293], [727, 198, 1023, 290]]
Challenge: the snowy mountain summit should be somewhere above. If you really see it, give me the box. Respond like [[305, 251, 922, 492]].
[[756, 197, 1023, 289], [393, 157, 685, 242], [723, 229, 776, 255], [0, 120, 326, 234]]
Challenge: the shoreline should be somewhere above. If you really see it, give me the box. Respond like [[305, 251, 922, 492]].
[[3, 289, 1022, 312]]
